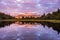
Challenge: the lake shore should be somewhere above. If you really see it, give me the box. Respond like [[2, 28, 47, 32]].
[[0, 19, 60, 23]]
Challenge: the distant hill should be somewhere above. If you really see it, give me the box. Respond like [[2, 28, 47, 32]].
[[0, 12, 15, 19], [15, 14, 40, 19]]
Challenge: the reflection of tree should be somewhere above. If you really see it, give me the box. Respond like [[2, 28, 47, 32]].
[[0, 12, 15, 19], [40, 22, 60, 33], [0, 21, 14, 27]]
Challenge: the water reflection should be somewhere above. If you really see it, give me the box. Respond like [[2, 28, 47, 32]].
[[0, 21, 15, 27], [40, 22, 60, 33], [0, 22, 60, 40]]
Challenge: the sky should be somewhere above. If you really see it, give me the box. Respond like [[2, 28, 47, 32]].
[[0, 0, 60, 16]]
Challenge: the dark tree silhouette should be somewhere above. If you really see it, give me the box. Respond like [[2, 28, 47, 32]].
[[0, 12, 15, 19], [40, 9, 60, 20]]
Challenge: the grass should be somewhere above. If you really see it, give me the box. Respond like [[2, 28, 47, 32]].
[[43, 20, 60, 23], [0, 19, 17, 21], [0, 19, 60, 23]]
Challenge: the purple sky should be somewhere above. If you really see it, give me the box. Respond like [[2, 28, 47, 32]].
[[0, 0, 60, 16]]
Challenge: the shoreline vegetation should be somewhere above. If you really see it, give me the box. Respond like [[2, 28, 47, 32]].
[[0, 19, 60, 23], [0, 9, 60, 23]]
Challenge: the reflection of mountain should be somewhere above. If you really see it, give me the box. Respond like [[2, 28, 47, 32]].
[[0, 12, 15, 19], [15, 21, 40, 25]]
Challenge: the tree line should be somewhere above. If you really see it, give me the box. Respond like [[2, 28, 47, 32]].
[[0, 9, 60, 20], [40, 9, 60, 20], [19, 9, 60, 20], [0, 12, 15, 20]]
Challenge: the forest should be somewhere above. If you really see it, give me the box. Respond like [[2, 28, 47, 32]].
[[40, 9, 60, 20], [0, 12, 15, 20]]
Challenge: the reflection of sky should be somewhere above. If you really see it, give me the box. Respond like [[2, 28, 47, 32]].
[[0, 23, 60, 40], [0, 0, 60, 16]]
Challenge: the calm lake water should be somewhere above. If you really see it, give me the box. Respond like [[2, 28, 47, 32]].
[[0, 21, 60, 40]]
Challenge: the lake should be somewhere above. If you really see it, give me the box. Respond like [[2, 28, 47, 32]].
[[0, 21, 60, 40]]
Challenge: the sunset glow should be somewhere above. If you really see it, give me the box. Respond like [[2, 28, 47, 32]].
[[0, 0, 60, 16]]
